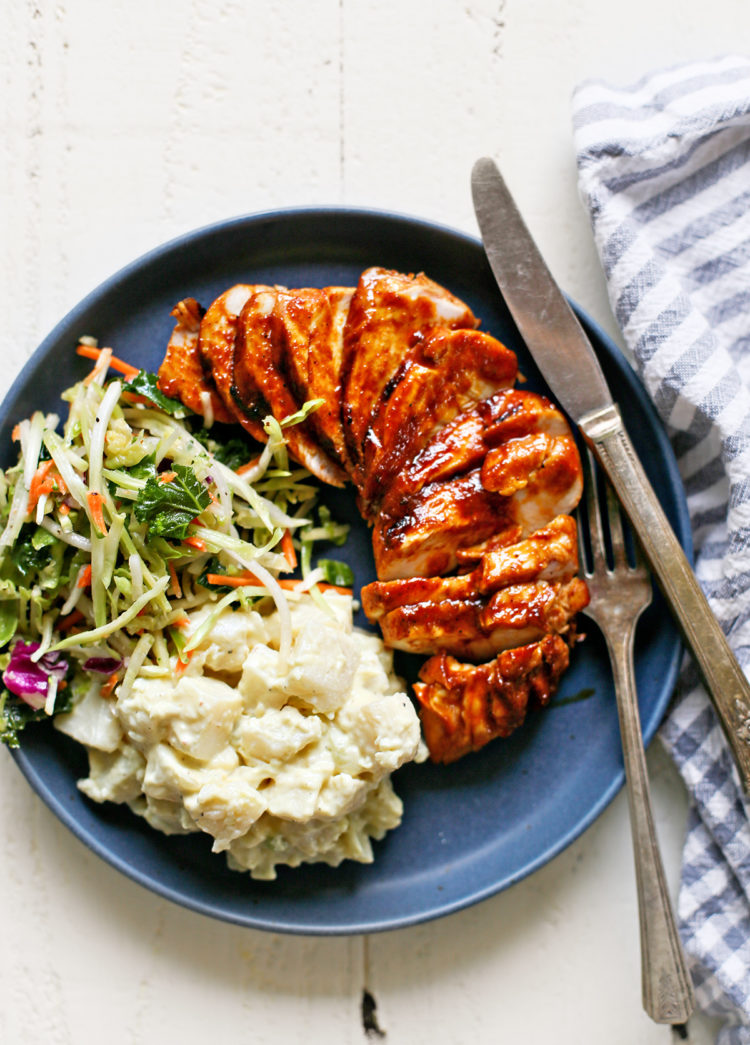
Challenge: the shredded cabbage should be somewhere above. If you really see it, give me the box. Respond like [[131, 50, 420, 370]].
[[0, 348, 348, 747]]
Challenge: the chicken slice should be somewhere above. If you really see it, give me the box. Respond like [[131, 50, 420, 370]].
[[476, 513, 578, 588], [373, 469, 516, 580], [362, 515, 579, 621], [340, 267, 477, 481], [373, 575, 588, 661], [373, 427, 583, 581], [481, 433, 583, 530], [157, 298, 235, 424], [358, 327, 518, 515], [414, 634, 571, 763], [273, 286, 329, 402], [233, 288, 348, 487], [303, 286, 355, 474], [198, 284, 271, 441], [380, 388, 574, 522]]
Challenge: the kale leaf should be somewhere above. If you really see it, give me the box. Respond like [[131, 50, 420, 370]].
[[0, 685, 74, 749], [134, 463, 211, 540], [123, 371, 192, 418], [11, 525, 53, 580]]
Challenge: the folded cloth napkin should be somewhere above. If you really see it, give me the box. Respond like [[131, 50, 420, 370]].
[[572, 55, 750, 1043]]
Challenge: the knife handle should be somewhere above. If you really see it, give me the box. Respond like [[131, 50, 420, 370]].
[[580, 403, 750, 793]]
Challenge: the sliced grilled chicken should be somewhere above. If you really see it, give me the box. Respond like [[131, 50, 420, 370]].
[[362, 514, 579, 621], [294, 286, 355, 474], [233, 288, 348, 487], [340, 267, 477, 481], [197, 284, 270, 441], [414, 634, 571, 763], [373, 428, 583, 581], [373, 575, 588, 661], [373, 469, 516, 580], [157, 298, 235, 424], [380, 388, 574, 522], [475, 513, 578, 588], [157, 267, 588, 765], [273, 286, 329, 402], [305, 282, 357, 470], [358, 327, 518, 515], [481, 433, 583, 532]]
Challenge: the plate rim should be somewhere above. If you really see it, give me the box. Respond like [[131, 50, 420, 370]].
[[4, 206, 691, 935]]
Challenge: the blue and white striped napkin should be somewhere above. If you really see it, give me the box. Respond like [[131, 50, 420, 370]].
[[572, 55, 750, 1043]]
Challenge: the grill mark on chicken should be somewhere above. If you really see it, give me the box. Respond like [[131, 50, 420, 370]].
[[373, 469, 519, 580]]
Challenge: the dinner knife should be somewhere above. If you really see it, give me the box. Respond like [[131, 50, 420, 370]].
[[471, 155, 750, 794]]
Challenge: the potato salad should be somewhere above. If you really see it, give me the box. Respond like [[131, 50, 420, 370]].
[[0, 342, 423, 877], [57, 593, 422, 878]]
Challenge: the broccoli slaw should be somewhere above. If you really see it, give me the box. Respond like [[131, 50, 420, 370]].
[[0, 340, 352, 747]]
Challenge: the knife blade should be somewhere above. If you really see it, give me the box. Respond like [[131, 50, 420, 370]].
[[471, 155, 750, 793]]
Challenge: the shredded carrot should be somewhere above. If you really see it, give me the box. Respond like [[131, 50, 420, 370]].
[[77, 564, 92, 589], [173, 615, 190, 629], [175, 649, 195, 674], [100, 674, 119, 698], [183, 535, 207, 552], [11, 423, 21, 442], [236, 456, 261, 476], [167, 561, 182, 599], [204, 571, 352, 596], [205, 573, 253, 588], [167, 564, 182, 599], [87, 491, 107, 535], [281, 529, 297, 571], [76, 343, 140, 382], [28, 461, 67, 513], [27, 460, 55, 512], [159, 471, 177, 484], [57, 608, 84, 633], [58, 503, 70, 516]]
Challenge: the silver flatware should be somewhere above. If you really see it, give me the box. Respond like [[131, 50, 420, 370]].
[[579, 449, 694, 1024], [471, 155, 750, 793]]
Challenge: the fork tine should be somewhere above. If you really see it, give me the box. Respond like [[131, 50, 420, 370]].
[[605, 478, 629, 569], [582, 447, 607, 568]]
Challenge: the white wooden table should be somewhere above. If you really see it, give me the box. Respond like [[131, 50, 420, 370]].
[[3, 3, 748, 1042]]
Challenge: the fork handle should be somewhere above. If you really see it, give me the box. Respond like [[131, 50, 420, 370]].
[[581, 402, 750, 793], [605, 628, 695, 1023]]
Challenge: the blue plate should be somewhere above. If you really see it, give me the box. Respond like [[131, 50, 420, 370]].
[[3, 208, 691, 935]]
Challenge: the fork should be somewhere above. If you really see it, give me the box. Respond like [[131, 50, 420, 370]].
[[578, 448, 694, 1025]]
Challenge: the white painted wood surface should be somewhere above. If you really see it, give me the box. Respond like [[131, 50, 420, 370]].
[[2, 2, 748, 1042]]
